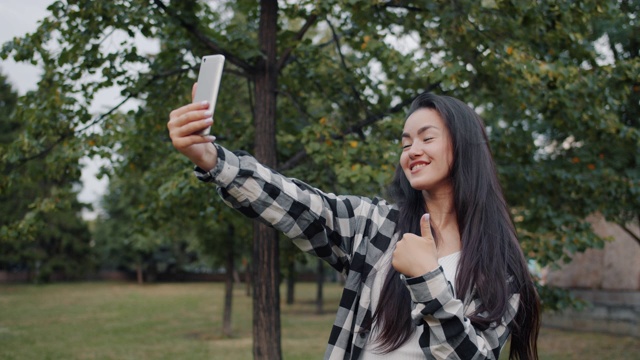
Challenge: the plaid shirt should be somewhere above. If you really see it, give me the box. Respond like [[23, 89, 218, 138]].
[[195, 145, 519, 360]]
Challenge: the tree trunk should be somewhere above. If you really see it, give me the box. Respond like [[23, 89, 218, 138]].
[[223, 224, 235, 337], [136, 262, 143, 285], [146, 260, 157, 283], [251, 1, 281, 359], [316, 259, 324, 315], [286, 257, 295, 305], [245, 261, 252, 297]]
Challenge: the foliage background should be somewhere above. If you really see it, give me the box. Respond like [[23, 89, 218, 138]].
[[0, 0, 638, 304]]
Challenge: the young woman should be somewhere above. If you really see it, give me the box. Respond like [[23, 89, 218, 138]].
[[168, 91, 540, 359]]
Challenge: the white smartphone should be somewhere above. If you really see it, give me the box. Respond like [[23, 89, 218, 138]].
[[193, 54, 225, 135]]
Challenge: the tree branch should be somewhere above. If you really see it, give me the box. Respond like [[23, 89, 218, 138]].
[[278, 149, 308, 172], [620, 218, 640, 247], [277, 13, 319, 72], [278, 84, 439, 172], [278, 89, 314, 121], [325, 18, 368, 115], [332, 93, 420, 141], [4, 67, 192, 173], [151, 0, 254, 76]]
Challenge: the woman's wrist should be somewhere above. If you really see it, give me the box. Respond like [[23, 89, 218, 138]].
[[193, 142, 218, 172]]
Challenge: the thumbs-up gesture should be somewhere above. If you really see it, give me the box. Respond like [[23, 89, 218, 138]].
[[392, 213, 439, 278]]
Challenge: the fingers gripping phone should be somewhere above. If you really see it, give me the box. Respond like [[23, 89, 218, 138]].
[[193, 55, 225, 135]]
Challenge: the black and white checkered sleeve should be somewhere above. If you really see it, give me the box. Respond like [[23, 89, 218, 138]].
[[401, 270, 518, 359], [195, 144, 377, 273]]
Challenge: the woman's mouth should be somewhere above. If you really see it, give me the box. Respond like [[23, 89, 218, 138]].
[[410, 162, 429, 172]]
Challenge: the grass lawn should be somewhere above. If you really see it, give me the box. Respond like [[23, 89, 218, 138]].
[[0, 282, 638, 359]]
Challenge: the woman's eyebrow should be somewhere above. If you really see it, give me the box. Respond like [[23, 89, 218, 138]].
[[401, 125, 436, 138]]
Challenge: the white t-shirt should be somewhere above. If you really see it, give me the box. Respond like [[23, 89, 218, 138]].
[[361, 251, 461, 360]]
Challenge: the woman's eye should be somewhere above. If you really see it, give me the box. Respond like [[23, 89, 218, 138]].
[[423, 137, 433, 142], [402, 144, 411, 149]]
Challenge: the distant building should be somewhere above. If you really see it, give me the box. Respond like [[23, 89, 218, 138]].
[[543, 214, 639, 337]]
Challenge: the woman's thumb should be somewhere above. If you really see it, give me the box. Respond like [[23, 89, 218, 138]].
[[420, 213, 431, 239]]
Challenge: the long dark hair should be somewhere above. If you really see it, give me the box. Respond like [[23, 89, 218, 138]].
[[370, 93, 540, 359]]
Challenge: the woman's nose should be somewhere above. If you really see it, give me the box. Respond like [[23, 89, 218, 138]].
[[408, 143, 423, 158]]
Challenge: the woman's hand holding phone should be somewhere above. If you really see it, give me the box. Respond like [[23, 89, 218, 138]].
[[169, 55, 224, 171], [167, 83, 219, 172]]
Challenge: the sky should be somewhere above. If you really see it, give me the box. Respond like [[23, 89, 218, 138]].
[[0, 1, 49, 94], [0, 0, 156, 219]]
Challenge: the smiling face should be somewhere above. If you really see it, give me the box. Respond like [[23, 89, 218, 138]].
[[400, 108, 454, 193]]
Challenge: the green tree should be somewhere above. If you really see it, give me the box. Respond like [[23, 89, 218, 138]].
[[0, 69, 93, 282], [0, 71, 19, 144], [590, 0, 640, 245], [93, 100, 254, 332]]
